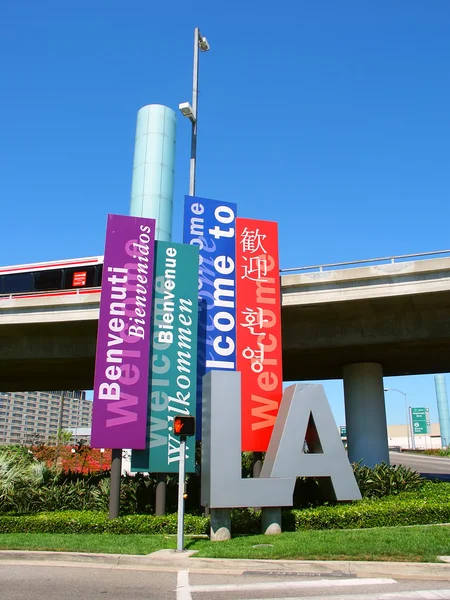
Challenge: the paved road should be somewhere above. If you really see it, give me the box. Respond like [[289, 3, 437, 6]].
[[389, 451, 450, 475], [2, 563, 450, 600]]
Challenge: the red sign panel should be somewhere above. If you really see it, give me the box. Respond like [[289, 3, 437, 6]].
[[72, 271, 87, 287], [236, 218, 283, 451]]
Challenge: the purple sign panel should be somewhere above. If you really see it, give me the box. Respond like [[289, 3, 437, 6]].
[[91, 214, 156, 450]]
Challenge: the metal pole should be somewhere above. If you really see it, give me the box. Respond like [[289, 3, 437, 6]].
[[403, 393, 410, 449], [21, 414, 28, 445], [109, 448, 122, 519], [57, 390, 65, 446], [409, 406, 416, 450], [177, 438, 186, 552], [187, 28, 199, 517], [74, 392, 80, 446], [189, 28, 200, 196], [384, 388, 411, 450]]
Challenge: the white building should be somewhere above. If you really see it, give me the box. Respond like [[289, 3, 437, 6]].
[[0, 390, 92, 445], [340, 423, 443, 451]]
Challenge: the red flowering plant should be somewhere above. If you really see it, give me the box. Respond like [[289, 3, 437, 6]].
[[32, 444, 111, 474]]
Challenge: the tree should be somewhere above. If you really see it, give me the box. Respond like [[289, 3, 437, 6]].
[[49, 428, 73, 447]]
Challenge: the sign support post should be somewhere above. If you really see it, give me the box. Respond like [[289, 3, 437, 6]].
[[177, 436, 186, 552], [109, 449, 122, 519], [410, 407, 416, 450], [172, 415, 195, 552]]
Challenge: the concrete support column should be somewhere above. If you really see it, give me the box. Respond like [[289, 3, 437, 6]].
[[129, 104, 176, 240], [108, 449, 122, 519], [253, 451, 262, 513], [343, 362, 389, 467], [254, 452, 282, 535], [434, 375, 450, 448], [128, 104, 176, 514], [210, 508, 231, 541], [262, 507, 282, 535], [252, 452, 263, 478], [155, 474, 166, 516]]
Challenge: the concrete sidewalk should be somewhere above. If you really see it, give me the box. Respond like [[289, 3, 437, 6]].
[[1, 549, 450, 580]]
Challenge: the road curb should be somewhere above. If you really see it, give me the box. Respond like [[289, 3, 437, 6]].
[[1, 550, 450, 580]]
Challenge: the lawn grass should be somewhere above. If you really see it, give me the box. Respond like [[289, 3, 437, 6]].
[[0, 525, 449, 562], [0, 533, 176, 555], [187, 525, 450, 562]]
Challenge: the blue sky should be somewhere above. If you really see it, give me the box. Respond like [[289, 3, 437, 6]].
[[1, 1, 450, 428]]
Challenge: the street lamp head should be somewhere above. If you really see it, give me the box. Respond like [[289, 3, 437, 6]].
[[178, 102, 196, 123], [384, 387, 406, 396], [199, 36, 210, 52]]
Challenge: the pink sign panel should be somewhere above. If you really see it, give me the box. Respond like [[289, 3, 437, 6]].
[[91, 214, 155, 449]]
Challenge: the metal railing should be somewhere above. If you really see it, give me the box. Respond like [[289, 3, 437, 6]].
[[280, 249, 450, 274], [0, 287, 101, 302], [2, 250, 450, 298]]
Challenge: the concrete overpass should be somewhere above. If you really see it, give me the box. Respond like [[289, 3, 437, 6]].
[[2, 252, 450, 467], [281, 255, 450, 380], [0, 291, 99, 391], [2, 253, 450, 389]]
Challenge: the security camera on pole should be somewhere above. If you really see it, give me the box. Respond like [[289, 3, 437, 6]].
[[179, 27, 210, 197]]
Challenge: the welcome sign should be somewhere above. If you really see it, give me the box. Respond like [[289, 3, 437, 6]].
[[131, 241, 199, 473], [183, 196, 237, 426], [91, 214, 155, 450], [236, 218, 283, 451]]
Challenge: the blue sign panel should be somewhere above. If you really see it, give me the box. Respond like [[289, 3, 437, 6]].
[[183, 196, 237, 427]]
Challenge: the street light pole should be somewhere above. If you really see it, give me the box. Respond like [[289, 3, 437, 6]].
[[189, 28, 199, 196], [384, 388, 412, 450], [179, 27, 210, 196], [57, 390, 66, 446], [178, 27, 210, 518], [409, 405, 416, 450]]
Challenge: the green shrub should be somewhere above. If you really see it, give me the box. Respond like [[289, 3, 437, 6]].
[[0, 450, 441, 519], [437, 448, 450, 457], [0, 511, 209, 535], [289, 493, 450, 530], [377, 480, 450, 503], [424, 448, 450, 457], [1, 483, 449, 535], [230, 509, 261, 535], [288, 462, 425, 508], [0, 450, 59, 514], [352, 461, 424, 498], [0, 445, 36, 465], [0, 470, 161, 516]]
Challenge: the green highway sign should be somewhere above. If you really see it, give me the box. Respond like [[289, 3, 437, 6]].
[[340, 426, 347, 438], [411, 407, 429, 435]]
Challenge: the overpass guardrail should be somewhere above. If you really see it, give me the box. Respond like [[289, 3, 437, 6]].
[[280, 249, 450, 274], [2, 250, 450, 301]]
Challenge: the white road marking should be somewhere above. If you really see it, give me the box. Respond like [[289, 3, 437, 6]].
[[188, 576, 396, 593], [238, 592, 450, 600], [383, 590, 450, 599], [176, 570, 192, 600]]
